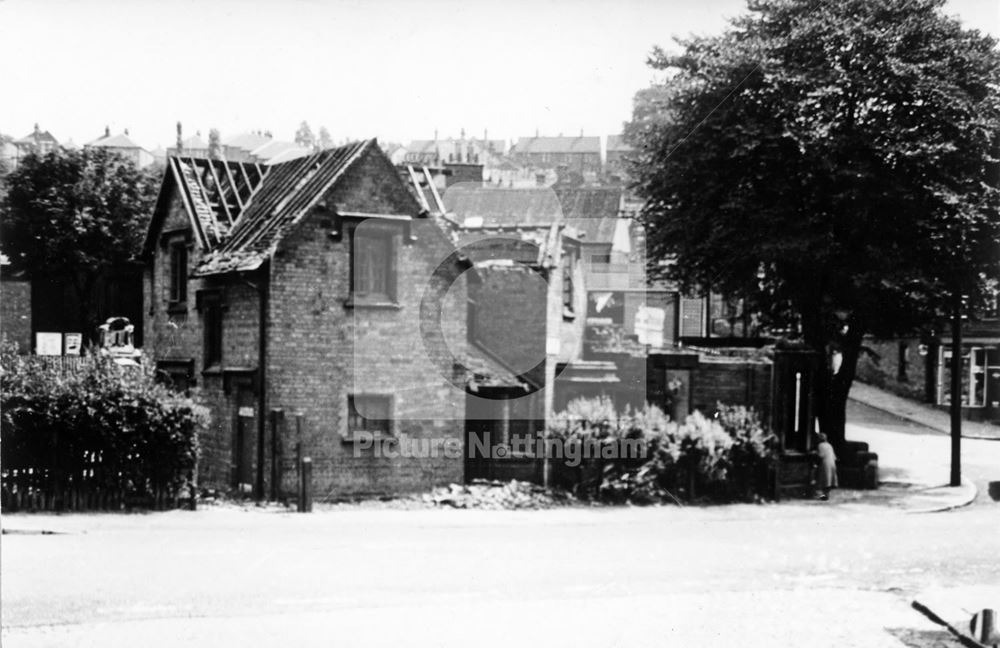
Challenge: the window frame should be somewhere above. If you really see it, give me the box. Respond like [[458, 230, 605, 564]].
[[348, 223, 398, 306], [199, 290, 224, 370], [167, 240, 189, 307], [345, 393, 394, 442]]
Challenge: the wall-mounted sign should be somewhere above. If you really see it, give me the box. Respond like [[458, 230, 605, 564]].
[[635, 306, 665, 348], [238, 406, 255, 418], [35, 333, 63, 356], [64, 333, 82, 356]]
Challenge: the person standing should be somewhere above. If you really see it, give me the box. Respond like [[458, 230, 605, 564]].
[[815, 433, 838, 500]]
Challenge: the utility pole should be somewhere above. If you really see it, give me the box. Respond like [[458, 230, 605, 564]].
[[949, 289, 962, 487]]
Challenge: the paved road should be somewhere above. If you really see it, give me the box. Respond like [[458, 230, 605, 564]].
[[2, 403, 997, 648]]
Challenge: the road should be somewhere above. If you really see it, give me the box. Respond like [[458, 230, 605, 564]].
[[2, 401, 998, 648]]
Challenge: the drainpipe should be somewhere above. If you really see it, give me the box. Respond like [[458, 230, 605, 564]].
[[255, 261, 270, 501]]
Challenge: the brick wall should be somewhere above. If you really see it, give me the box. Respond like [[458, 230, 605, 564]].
[[267, 150, 468, 499], [0, 278, 31, 351], [690, 358, 773, 423], [472, 265, 548, 385], [145, 191, 263, 487]]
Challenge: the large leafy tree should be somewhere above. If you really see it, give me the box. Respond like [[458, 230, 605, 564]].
[[1, 148, 159, 341], [627, 0, 1000, 445]]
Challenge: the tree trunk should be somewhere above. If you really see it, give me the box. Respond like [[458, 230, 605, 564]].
[[814, 329, 863, 451]]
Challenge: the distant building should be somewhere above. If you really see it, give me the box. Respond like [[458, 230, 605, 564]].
[[605, 134, 633, 180], [10, 124, 60, 168], [510, 134, 601, 176], [222, 132, 272, 161], [166, 134, 211, 159], [85, 128, 155, 168], [403, 131, 505, 179]]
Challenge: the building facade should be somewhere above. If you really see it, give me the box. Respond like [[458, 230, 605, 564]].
[[143, 141, 509, 499]]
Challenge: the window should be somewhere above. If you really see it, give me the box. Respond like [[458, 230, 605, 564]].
[[202, 294, 223, 368], [347, 394, 392, 438], [351, 226, 396, 303], [562, 252, 575, 314], [938, 346, 987, 408], [169, 242, 188, 305]]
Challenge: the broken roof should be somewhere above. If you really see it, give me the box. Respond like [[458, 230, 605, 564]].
[[512, 136, 600, 155], [143, 156, 269, 256], [195, 139, 376, 275]]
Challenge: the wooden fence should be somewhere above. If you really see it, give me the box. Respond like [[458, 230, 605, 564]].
[[2, 452, 184, 512]]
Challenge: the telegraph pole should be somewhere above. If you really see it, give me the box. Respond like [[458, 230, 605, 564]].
[[949, 289, 962, 487]]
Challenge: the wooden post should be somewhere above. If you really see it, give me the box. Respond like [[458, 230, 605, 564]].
[[270, 409, 284, 502], [295, 413, 304, 505], [298, 457, 312, 513], [971, 609, 997, 645]]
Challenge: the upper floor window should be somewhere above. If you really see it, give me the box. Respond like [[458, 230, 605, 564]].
[[351, 226, 396, 304], [198, 290, 224, 369], [169, 242, 188, 305]]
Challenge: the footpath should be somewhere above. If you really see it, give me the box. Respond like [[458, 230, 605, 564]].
[[850, 382, 1000, 440]]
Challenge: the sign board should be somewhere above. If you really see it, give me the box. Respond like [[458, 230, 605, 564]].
[[63, 333, 83, 356], [35, 332, 63, 356], [238, 406, 255, 418], [635, 306, 665, 348]]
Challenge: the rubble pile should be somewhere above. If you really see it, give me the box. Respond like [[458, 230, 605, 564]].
[[421, 479, 576, 510]]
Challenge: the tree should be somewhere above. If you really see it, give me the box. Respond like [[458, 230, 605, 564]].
[[294, 121, 315, 150], [626, 0, 1000, 447], [318, 126, 333, 151], [1, 148, 160, 342], [208, 128, 222, 160]]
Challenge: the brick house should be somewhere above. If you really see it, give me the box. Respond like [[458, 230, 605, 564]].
[[143, 140, 515, 499], [510, 134, 601, 176]]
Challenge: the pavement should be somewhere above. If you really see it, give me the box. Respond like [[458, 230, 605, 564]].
[[846, 385, 1000, 647], [850, 382, 1000, 441]]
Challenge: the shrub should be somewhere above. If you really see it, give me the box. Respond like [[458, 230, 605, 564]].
[[546, 397, 777, 504], [1, 341, 208, 507]]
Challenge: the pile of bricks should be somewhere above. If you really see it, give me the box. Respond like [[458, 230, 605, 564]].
[[421, 479, 576, 509]]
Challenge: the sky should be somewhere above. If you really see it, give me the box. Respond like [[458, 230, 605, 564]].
[[1, 0, 997, 151]]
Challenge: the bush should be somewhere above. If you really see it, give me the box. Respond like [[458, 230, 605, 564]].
[[546, 397, 777, 504], [1, 341, 208, 506]]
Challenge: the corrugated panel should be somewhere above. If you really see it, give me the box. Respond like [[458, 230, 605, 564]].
[[680, 297, 706, 337]]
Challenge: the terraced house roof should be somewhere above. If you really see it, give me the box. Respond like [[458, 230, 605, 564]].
[[512, 135, 600, 155]]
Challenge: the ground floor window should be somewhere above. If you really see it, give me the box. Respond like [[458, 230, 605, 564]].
[[937, 346, 998, 408], [348, 394, 392, 437]]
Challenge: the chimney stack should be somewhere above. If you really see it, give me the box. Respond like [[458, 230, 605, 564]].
[[105, 125, 111, 138]]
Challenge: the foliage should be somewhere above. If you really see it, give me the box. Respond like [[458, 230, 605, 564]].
[[318, 126, 334, 151], [0, 147, 159, 338], [547, 397, 777, 504], [294, 120, 315, 150], [208, 128, 222, 160], [0, 341, 207, 501], [626, 0, 1000, 442]]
